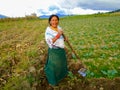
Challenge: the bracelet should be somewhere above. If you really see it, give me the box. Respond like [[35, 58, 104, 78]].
[[55, 33, 61, 39]]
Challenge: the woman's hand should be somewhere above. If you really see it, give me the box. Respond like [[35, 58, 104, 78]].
[[58, 29, 63, 35], [52, 29, 63, 43], [62, 33, 68, 42], [64, 36, 68, 42]]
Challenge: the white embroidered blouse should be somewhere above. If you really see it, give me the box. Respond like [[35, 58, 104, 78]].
[[45, 26, 64, 48]]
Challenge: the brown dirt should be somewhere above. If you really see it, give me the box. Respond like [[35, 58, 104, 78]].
[[36, 74, 120, 90]]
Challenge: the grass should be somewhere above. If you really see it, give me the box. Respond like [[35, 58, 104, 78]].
[[0, 14, 120, 89]]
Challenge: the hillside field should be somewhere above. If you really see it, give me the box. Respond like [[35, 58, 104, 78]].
[[0, 14, 120, 90]]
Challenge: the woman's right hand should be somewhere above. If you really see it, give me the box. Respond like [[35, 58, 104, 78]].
[[58, 29, 63, 35]]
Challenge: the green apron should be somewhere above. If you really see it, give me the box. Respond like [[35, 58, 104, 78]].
[[44, 48, 68, 85]]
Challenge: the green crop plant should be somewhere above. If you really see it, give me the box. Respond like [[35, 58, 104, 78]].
[[0, 14, 120, 89]]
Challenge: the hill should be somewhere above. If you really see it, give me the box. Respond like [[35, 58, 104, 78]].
[[109, 9, 120, 13], [112, 9, 120, 13], [0, 14, 7, 18]]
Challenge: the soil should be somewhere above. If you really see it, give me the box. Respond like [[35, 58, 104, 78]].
[[36, 75, 120, 90]]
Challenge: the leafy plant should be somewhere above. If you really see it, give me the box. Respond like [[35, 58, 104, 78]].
[[101, 69, 118, 79]]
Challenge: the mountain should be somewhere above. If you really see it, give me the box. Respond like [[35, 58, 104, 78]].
[[0, 14, 7, 18], [109, 9, 120, 13], [39, 14, 68, 18], [39, 15, 50, 18]]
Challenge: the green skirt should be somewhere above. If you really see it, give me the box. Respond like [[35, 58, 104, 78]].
[[44, 48, 68, 85]]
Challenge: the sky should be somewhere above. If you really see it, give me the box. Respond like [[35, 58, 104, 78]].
[[0, 0, 120, 17]]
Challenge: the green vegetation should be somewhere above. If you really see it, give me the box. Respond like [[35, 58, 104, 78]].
[[60, 15, 120, 79], [0, 14, 120, 89]]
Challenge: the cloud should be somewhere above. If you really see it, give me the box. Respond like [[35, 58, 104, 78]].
[[38, 4, 109, 16], [49, 6, 66, 15], [70, 8, 108, 15], [49, 6, 59, 11], [38, 5, 67, 15], [57, 0, 120, 10], [54, 0, 120, 15], [0, 0, 56, 17], [0, 0, 120, 17], [77, 0, 120, 10]]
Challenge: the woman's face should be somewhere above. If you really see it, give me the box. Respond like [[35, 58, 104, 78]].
[[50, 16, 59, 28]]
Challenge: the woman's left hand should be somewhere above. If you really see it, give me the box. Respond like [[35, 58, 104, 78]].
[[64, 36, 68, 42]]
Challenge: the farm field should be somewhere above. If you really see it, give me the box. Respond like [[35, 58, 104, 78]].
[[0, 14, 120, 90]]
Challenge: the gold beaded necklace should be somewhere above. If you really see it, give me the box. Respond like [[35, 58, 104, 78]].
[[50, 26, 58, 32]]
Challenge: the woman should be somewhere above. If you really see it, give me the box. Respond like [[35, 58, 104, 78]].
[[44, 14, 68, 86]]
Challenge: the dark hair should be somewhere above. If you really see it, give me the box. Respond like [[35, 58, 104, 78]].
[[48, 14, 59, 25]]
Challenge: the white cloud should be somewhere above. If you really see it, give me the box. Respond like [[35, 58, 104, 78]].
[[0, 0, 56, 17], [70, 8, 109, 15], [0, 0, 119, 17]]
